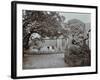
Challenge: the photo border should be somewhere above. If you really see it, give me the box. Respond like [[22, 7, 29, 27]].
[[11, 1, 98, 79]]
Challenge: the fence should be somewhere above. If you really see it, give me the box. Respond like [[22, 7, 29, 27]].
[[28, 38, 68, 54]]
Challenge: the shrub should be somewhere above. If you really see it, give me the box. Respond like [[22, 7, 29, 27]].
[[64, 44, 91, 67]]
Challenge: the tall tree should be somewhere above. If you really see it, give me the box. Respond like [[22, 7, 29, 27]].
[[23, 10, 65, 49]]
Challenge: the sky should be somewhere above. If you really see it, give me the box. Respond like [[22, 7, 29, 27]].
[[60, 12, 91, 23]]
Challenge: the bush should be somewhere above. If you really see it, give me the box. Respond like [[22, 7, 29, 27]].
[[64, 44, 91, 67]]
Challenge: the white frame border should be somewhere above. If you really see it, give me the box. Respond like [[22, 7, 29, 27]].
[[16, 3, 97, 77]]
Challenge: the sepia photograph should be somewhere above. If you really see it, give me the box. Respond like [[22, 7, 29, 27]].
[[22, 10, 91, 69]]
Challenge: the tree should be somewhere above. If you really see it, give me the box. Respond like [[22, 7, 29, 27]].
[[64, 19, 91, 66], [23, 10, 65, 49]]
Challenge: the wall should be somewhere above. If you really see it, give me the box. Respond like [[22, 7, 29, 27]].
[[0, 0, 99, 80]]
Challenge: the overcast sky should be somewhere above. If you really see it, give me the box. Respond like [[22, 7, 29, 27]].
[[60, 12, 91, 23]]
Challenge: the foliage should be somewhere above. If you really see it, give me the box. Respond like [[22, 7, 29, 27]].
[[64, 40, 91, 67], [23, 10, 65, 49]]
